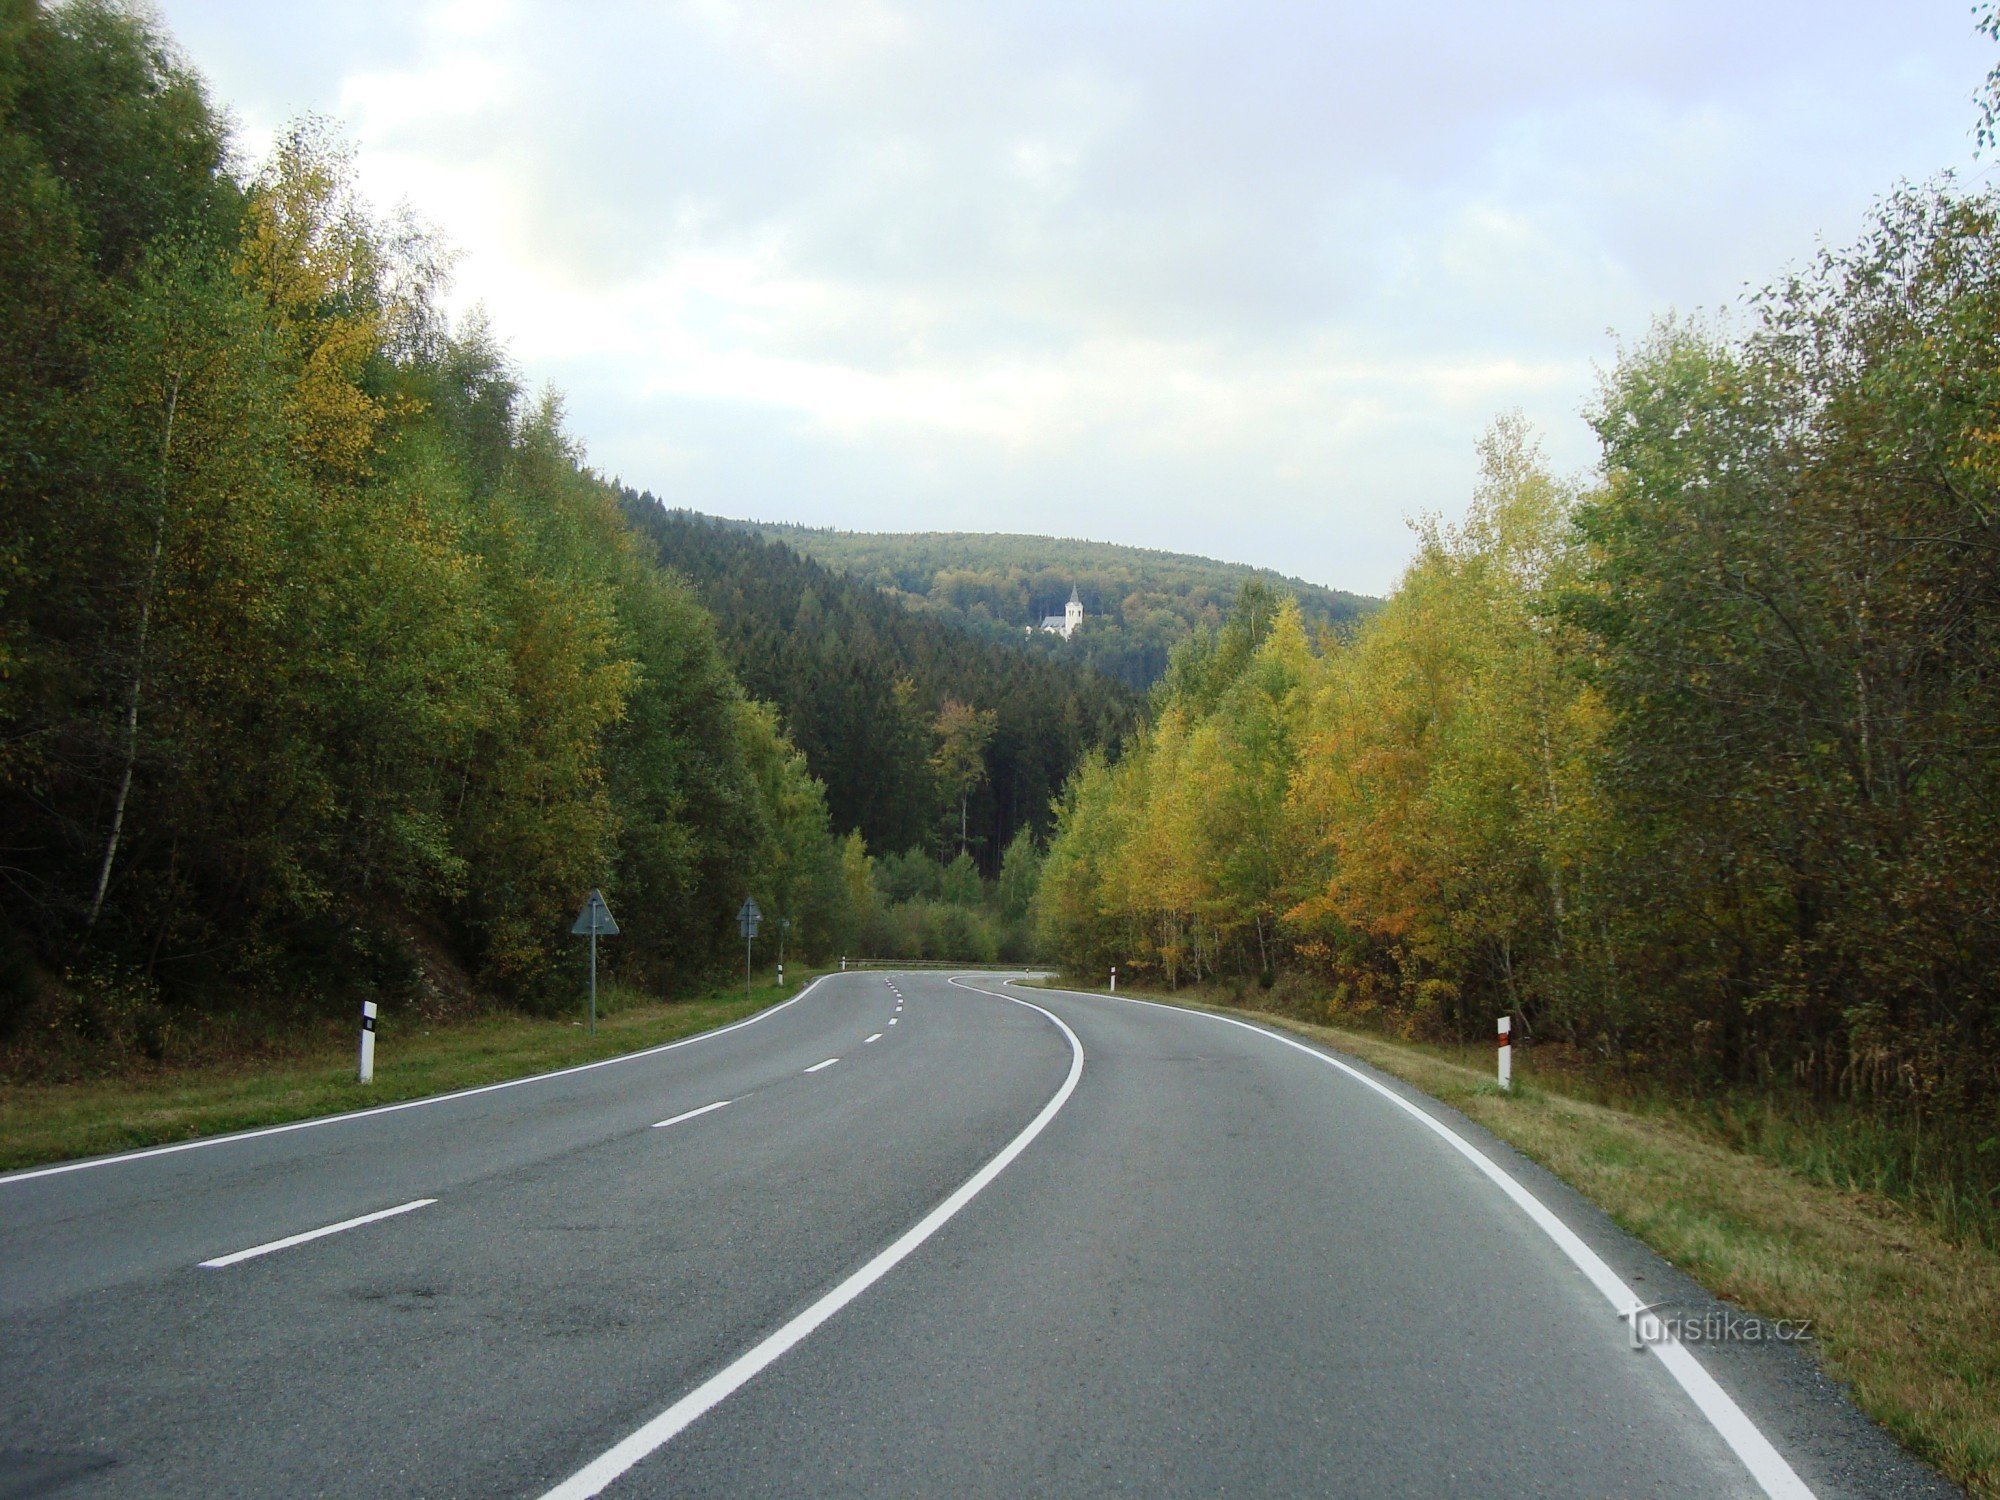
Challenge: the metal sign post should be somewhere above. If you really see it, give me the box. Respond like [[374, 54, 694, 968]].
[[571, 889, 620, 1033], [737, 897, 762, 999]]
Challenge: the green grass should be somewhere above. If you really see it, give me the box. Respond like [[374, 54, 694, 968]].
[[1037, 975, 2000, 1497], [0, 969, 815, 1173]]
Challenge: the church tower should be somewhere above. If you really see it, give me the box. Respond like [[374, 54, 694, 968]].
[[1064, 586, 1083, 639]]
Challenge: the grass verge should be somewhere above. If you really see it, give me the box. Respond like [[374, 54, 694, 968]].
[[1040, 978, 2000, 1498], [0, 970, 815, 1174]]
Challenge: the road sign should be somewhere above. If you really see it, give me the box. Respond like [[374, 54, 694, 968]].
[[572, 889, 619, 1034], [572, 889, 619, 937], [737, 897, 762, 938]]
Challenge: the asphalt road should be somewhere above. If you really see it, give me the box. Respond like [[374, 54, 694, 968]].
[[0, 970, 1955, 1498]]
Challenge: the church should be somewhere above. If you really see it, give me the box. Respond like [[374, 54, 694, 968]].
[[1036, 587, 1085, 641]]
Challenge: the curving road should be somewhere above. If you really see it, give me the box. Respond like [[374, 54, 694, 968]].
[[0, 971, 1952, 1497]]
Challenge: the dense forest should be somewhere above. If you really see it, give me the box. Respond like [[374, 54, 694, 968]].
[[735, 524, 1376, 689], [0, 1, 1122, 1067], [620, 502, 1140, 868], [1038, 185, 2000, 1159]]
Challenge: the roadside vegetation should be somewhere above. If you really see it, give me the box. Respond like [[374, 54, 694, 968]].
[[0, 969, 815, 1173], [1036, 183, 2000, 1252]]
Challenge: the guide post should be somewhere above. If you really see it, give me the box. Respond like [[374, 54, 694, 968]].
[[570, 889, 620, 1033]]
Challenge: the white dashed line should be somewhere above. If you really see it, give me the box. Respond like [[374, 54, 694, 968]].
[[864, 1033, 882, 1044], [536, 991, 1084, 1500], [200, 1198, 436, 1268], [804, 1058, 839, 1073], [652, 1100, 731, 1129]]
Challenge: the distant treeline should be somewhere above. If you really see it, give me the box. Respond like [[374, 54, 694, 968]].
[[623, 503, 1141, 868], [737, 524, 1377, 690], [1039, 184, 2000, 1123]]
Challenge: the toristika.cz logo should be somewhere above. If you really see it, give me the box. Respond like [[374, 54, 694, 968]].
[[1619, 1299, 1812, 1351]]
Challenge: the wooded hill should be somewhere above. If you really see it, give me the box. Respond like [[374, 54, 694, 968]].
[[620, 501, 1142, 869], [730, 524, 1377, 690]]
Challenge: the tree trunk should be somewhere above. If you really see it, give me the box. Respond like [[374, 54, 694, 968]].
[[88, 376, 180, 929]]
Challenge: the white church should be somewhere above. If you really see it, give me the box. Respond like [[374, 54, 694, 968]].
[[1035, 587, 1085, 641]]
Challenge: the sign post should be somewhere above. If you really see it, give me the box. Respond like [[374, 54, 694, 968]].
[[571, 889, 620, 1033], [737, 897, 762, 999]]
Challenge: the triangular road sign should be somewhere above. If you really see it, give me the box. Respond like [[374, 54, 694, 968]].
[[571, 888, 619, 937]]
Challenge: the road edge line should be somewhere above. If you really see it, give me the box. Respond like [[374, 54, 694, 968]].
[[1024, 979, 1814, 1500], [535, 975, 1083, 1500]]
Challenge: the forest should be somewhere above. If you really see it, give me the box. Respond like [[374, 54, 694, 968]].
[[1037, 183, 2000, 1192], [621, 502, 1139, 867], [737, 523, 1376, 689], [0, 1, 1122, 1069]]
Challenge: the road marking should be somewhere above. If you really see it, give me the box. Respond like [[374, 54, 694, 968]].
[[652, 1100, 731, 1129], [804, 1058, 839, 1073], [887, 1018, 898, 1025], [864, 1033, 882, 1044], [1028, 979, 1814, 1500], [200, 1198, 437, 1269], [537, 988, 1084, 1500], [3, 976, 840, 1186]]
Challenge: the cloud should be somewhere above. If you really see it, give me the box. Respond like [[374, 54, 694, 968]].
[[155, 0, 1993, 593]]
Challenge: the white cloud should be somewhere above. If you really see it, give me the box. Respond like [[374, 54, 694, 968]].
[[153, 0, 1994, 593]]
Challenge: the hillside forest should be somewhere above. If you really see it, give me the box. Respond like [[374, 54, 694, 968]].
[[738, 524, 1376, 690], [0, 2, 1121, 1071], [1037, 184, 2000, 1206]]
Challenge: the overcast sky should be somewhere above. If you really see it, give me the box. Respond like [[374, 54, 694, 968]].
[[154, 0, 1991, 595]]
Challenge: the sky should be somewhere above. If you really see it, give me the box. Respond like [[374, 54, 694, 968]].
[[152, 0, 1993, 596]]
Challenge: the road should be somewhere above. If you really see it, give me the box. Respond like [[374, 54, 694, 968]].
[[0, 970, 1953, 1497]]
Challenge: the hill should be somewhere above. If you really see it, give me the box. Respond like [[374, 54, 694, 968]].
[[620, 499, 1143, 867], [729, 525, 1379, 690]]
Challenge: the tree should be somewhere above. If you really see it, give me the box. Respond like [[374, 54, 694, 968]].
[[930, 698, 996, 857]]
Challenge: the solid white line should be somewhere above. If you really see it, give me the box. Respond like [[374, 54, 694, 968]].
[[1027, 980, 1813, 1500], [3, 977, 839, 1186], [199, 1197, 437, 1268], [537, 984, 1084, 1500], [652, 1100, 732, 1129], [804, 1058, 839, 1073], [864, 1033, 882, 1044]]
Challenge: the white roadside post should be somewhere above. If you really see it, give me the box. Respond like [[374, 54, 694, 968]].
[[1110, 966, 1117, 994], [358, 1001, 377, 1083], [841, 955, 847, 972], [1497, 1014, 1512, 1091], [570, 889, 620, 1034]]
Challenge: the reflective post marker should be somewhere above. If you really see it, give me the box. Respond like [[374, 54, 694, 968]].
[[358, 1000, 377, 1083], [841, 955, 847, 972], [1110, 966, 1117, 994], [1497, 1014, 1512, 1091]]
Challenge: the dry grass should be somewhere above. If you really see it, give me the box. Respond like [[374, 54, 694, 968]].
[[1063, 981, 2000, 1497], [0, 971, 811, 1173]]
